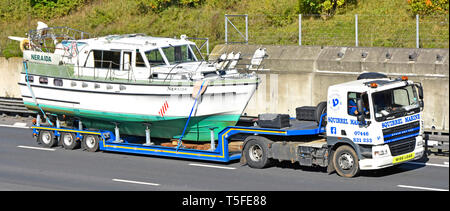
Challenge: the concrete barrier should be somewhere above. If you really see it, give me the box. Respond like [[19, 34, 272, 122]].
[[1, 45, 448, 132], [210, 45, 449, 133], [0, 57, 22, 98]]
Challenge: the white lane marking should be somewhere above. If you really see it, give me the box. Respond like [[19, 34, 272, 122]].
[[407, 161, 449, 168], [189, 163, 236, 170], [13, 122, 27, 127], [0, 124, 30, 129], [112, 179, 160, 186], [397, 185, 448, 191], [17, 145, 55, 151]]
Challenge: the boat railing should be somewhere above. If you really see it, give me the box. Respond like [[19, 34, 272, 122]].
[[28, 26, 92, 53], [29, 26, 92, 42], [80, 60, 136, 82]]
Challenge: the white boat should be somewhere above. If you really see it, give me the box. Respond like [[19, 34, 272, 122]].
[[12, 24, 267, 141]]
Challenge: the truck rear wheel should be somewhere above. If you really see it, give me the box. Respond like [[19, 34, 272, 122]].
[[244, 136, 272, 169], [82, 134, 100, 152], [38, 130, 57, 148], [333, 145, 360, 178]]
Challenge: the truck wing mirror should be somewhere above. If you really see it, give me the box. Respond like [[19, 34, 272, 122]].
[[356, 99, 367, 126], [417, 84, 423, 100], [414, 83, 424, 109], [357, 114, 366, 126], [357, 99, 364, 114]]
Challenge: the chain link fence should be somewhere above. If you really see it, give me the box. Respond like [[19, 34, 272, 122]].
[[225, 13, 449, 49]]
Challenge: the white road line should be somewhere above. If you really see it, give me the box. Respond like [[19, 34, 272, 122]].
[[13, 122, 27, 127], [188, 163, 236, 170], [397, 185, 448, 191], [112, 179, 160, 186], [0, 124, 30, 129], [17, 145, 55, 151], [407, 161, 449, 168]]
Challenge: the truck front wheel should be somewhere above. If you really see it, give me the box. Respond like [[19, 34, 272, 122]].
[[244, 137, 272, 169], [333, 145, 360, 178]]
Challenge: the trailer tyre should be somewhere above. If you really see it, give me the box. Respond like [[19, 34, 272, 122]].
[[316, 101, 327, 126], [82, 134, 100, 152], [244, 137, 272, 169], [38, 130, 57, 148], [333, 145, 360, 178], [61, 132, 79, 150]]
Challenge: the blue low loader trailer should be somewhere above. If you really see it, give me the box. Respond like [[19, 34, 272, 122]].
[[30, 73, 426, 178]]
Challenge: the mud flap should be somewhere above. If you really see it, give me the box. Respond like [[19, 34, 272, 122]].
[[327, 149, 336, 174], [240, 154, 247, 166]]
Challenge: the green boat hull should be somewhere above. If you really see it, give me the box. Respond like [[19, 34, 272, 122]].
[[25, 102, 240, 141]]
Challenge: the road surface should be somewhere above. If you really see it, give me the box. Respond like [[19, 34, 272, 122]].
[[0, 125, 448, 191]]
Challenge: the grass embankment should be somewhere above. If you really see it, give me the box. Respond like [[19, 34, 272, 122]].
[[0, 0, 448, 58]]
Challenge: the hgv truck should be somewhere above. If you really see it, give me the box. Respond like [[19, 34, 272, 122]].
[[30, 72, 425, 177]]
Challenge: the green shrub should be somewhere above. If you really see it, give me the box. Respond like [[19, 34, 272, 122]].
[[30, 0, 89, 19], [407, 0, 449, 15], [297, 0, 358, 16], [136, 0, 205, 13]]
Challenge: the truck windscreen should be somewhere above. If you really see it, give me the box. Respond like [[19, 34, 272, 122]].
[[372, 85, 420, 121]]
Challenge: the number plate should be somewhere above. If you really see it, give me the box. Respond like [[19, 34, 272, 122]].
[[393, 152, 415, 164]]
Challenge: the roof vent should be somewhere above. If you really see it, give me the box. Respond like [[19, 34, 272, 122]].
[[357, 72, 388, 80]]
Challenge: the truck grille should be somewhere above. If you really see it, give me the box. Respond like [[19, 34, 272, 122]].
[[382, 121, 420, 143], [387, 137, 416, 156]]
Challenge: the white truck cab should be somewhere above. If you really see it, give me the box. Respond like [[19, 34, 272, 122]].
[[326, 73, 425, 173]]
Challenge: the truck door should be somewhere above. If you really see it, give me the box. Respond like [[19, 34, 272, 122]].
[[346, 92, 373, 144]]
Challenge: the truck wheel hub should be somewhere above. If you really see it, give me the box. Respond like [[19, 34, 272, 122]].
[[63, 135, 73, 145], [249, 144, 263, 161], [338, 153, 354, 170], [41, 132, 51, 144]]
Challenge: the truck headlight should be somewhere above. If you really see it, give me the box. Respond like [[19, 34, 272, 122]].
[[373, 145, 389, 158], [416, 139, 424, 147]]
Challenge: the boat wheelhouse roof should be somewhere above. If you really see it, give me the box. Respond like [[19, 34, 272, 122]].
[[77, 34, 197, 51]]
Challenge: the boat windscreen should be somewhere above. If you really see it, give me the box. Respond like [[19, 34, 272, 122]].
[[161, 45, 197, 65], [145, 49, 166, 66]]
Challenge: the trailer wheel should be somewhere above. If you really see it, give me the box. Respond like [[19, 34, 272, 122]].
[[244, 137, 272, 169], [333, 145, 360, 178], [38, 130, 57, 148], [61, 132, 79, 150], [316, 101, 327, 126], [82, 134, 99, 152]]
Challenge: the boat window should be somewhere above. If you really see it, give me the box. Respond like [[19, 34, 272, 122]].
[[122, 52, 131, 71], [145, 49, 165, 66], [54, 78, 63, 86], [189, 44, 204, 61], [39, 77, 48, 84], [25, 75, 34, 83], [161, 45, 196, 65], [136, 51, 147, 67], [93, 50, 120, 69]]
